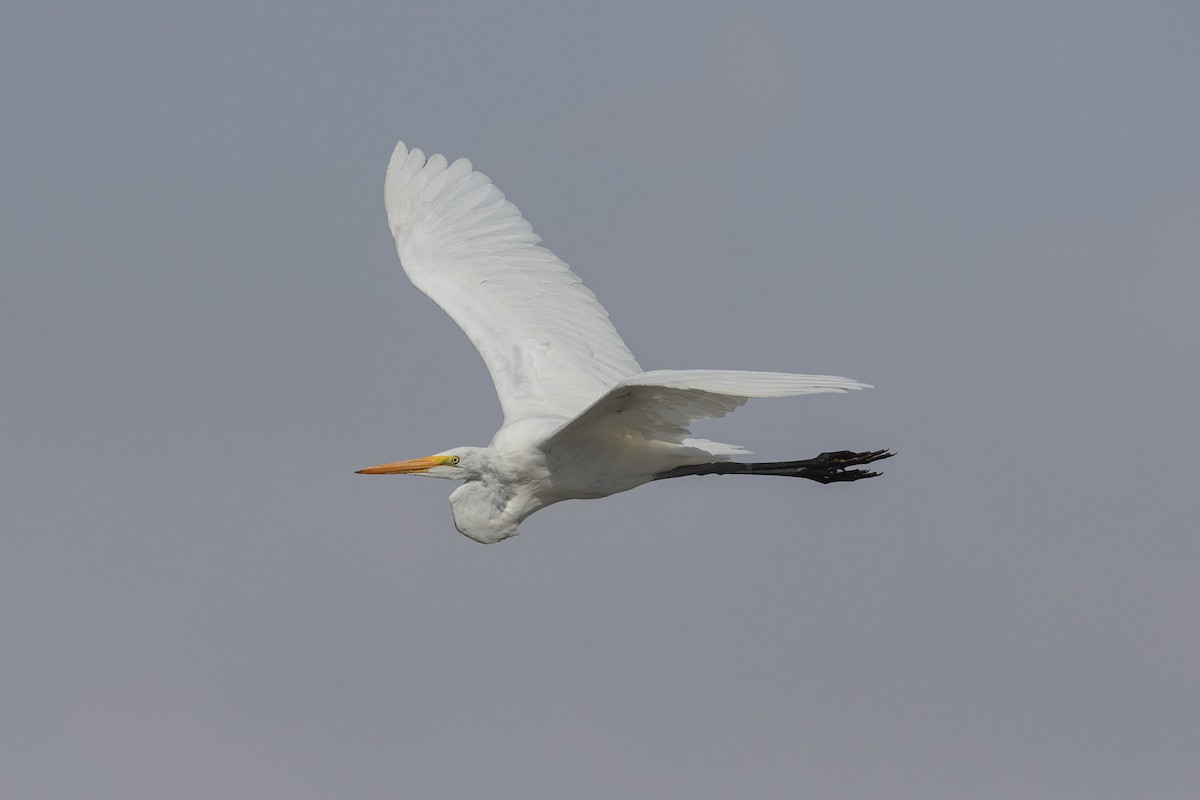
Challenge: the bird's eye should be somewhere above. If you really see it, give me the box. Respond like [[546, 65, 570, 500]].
[[449, 456, 460, 465]]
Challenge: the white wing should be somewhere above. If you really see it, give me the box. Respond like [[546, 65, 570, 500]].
[[385, 142, 642, 424], [544, 369, 871, 457]]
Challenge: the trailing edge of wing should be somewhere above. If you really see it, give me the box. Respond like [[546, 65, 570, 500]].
[[545, 368, 870, 453]]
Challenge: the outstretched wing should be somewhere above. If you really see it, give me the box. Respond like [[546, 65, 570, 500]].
[[385, 142, 642, 424], [544, 369, 871, 457]]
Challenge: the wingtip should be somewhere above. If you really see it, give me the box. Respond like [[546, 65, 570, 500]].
[[390, 140, 409, 166]]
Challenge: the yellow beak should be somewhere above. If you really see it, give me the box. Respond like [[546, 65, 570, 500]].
[[355, 455, 454, 475]]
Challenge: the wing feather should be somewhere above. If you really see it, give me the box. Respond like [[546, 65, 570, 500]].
[[545, 369, 870, 457], [385, 142, 641, 424]]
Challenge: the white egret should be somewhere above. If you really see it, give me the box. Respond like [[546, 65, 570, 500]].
[[357, 142, 891, 543]]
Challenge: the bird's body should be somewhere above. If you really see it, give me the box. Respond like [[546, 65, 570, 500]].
[[357, 143, 891, 543]]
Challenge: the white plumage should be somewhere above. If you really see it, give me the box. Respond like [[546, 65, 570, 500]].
[[384, 143, 640, 424], [358, 142, 888, 543]]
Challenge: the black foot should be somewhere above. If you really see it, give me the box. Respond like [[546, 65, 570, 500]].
[[652, 449, 895, 483], [785, 449, 895, 483]]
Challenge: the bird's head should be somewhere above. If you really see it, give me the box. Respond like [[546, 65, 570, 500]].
[[355, 447, 486, 481]]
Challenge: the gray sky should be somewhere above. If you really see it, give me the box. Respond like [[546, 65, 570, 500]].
[[3, 1, 1199, 797]]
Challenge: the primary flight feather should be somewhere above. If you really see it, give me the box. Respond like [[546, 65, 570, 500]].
[[358, 142, 891, 543]]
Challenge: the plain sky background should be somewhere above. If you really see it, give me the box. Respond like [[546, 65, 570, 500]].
[[3, 1, 1198, 798]]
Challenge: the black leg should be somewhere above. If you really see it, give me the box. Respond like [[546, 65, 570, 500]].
[[653, 449, 894, 484]]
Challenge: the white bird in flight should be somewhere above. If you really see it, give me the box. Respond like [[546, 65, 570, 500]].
[[357, 142, 892, 543]]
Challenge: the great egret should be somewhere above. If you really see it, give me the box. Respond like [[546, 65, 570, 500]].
[[357, 142, 891, 543]]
